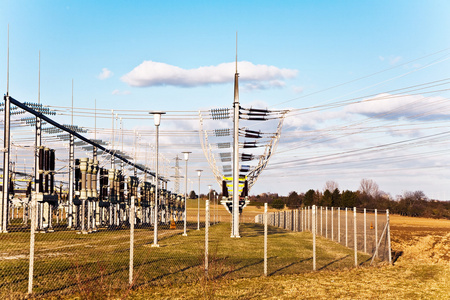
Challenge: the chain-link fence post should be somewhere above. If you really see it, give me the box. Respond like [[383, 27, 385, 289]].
[[305, 207, 308, 231], [320, 206, 323, 236], [264, 203, 268, 276], [375, 208, 378, 258], [129, 196, 135, 285], [28, 193, 37, 295], [305, 206, 308, 231], [205, 199, 209, 274], [312, 205, 316, 271], [309, 206, 311, 231], [302, 207, 304, 231], [338, 207, 341, 243], [354, 207, 357, 267], [331, 207, 334, 241], [387, 209, 392, 264], [364, 208, 367, 253], [345, 207, 348, 247]]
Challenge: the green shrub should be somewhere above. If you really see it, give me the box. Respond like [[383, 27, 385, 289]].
[[270, 198, 285, 210]]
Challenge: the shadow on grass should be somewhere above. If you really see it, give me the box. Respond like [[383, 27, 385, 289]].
[[392, 250, 403, 264], [31, 257, 166, 297], [214, 258, 265, 279], [268, 257, 313, 276], [318, 255, 350, 271], [238, 223, 291, 238], [133, 262, 203, 287], [360, 256, 373, 266]]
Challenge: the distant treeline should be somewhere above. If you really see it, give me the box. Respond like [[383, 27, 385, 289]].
[[249, 189, 450, 220]]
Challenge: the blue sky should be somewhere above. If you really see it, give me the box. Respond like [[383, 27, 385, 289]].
[[1, 1, 450, 200]]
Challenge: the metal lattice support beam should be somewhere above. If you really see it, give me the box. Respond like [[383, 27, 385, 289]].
[[7, 96, 165, 182]]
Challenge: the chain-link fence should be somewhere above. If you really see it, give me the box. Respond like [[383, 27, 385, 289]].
[[0, 199, 390, 298], [1, 196, 209, 298], [255, 205, 392, 264]]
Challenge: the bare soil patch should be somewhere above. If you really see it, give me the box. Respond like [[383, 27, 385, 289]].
[[390, 215, 450, 264]]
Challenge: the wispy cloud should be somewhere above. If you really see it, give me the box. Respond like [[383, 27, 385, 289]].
[[281, 93, 450, 143], [346, 94, 450, 121], [243, 80, 286, 91], [121, 61, 298, 88], [112, 89, 131, 95], [98, 68, 113, 80], [378, 55, 402, 65], [389, 56, 402, 65], [292, 85, 304, 94]]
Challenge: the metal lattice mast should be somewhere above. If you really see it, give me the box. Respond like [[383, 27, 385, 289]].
[[68, 79, 74, 229], [1, 25, 10, 233], [174, 155, 181, 194], [232, 41, 240, 238], [35, 51, 41, 195]]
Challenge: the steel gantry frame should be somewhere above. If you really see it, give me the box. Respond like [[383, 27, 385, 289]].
[[0, 95, 167, 233]]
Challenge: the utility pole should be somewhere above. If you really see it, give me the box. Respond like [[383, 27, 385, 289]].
[[1, 25, 10, 233], [111, 110, 114, 169], [34, 52, 42, 233], [174, 156, 181, 194], [232, 35, 240, 238], [68, 80, 74, 229], [35, 52, 41, 196]]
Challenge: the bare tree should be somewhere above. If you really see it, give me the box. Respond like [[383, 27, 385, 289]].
[[403, 190, 427, 202], [323, 180, 339, 192], [359, 178, 379, 197]]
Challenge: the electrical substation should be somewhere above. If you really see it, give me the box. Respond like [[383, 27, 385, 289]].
[[0, 56, 288, 238], [1, 94, 187, 235], [0, 35, 391, 299]]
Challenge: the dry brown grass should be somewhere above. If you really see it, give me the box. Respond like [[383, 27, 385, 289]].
[[127, 214, 450, 299], [7, 209, 448, 299], [390, 214, 450, 265], [185, 199, 270, 223]]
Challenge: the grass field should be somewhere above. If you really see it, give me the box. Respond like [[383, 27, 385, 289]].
[[2, 204, 449, 299], [0, 205, 372, 299], [126, 214, 450, 300]]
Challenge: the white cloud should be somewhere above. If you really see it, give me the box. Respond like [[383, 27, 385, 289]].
[[389, 56, 402, 65], [120, 61, 298, 88], [346, 94, 450, 120], [283, 110, 344, 132], [292, 86, 304, 94], [112, 89, 131, 95], [98, 68, 113, 80], [241, 99, 270, 109], [243, 80, 286, 91], [378, 55, 402, 65]]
